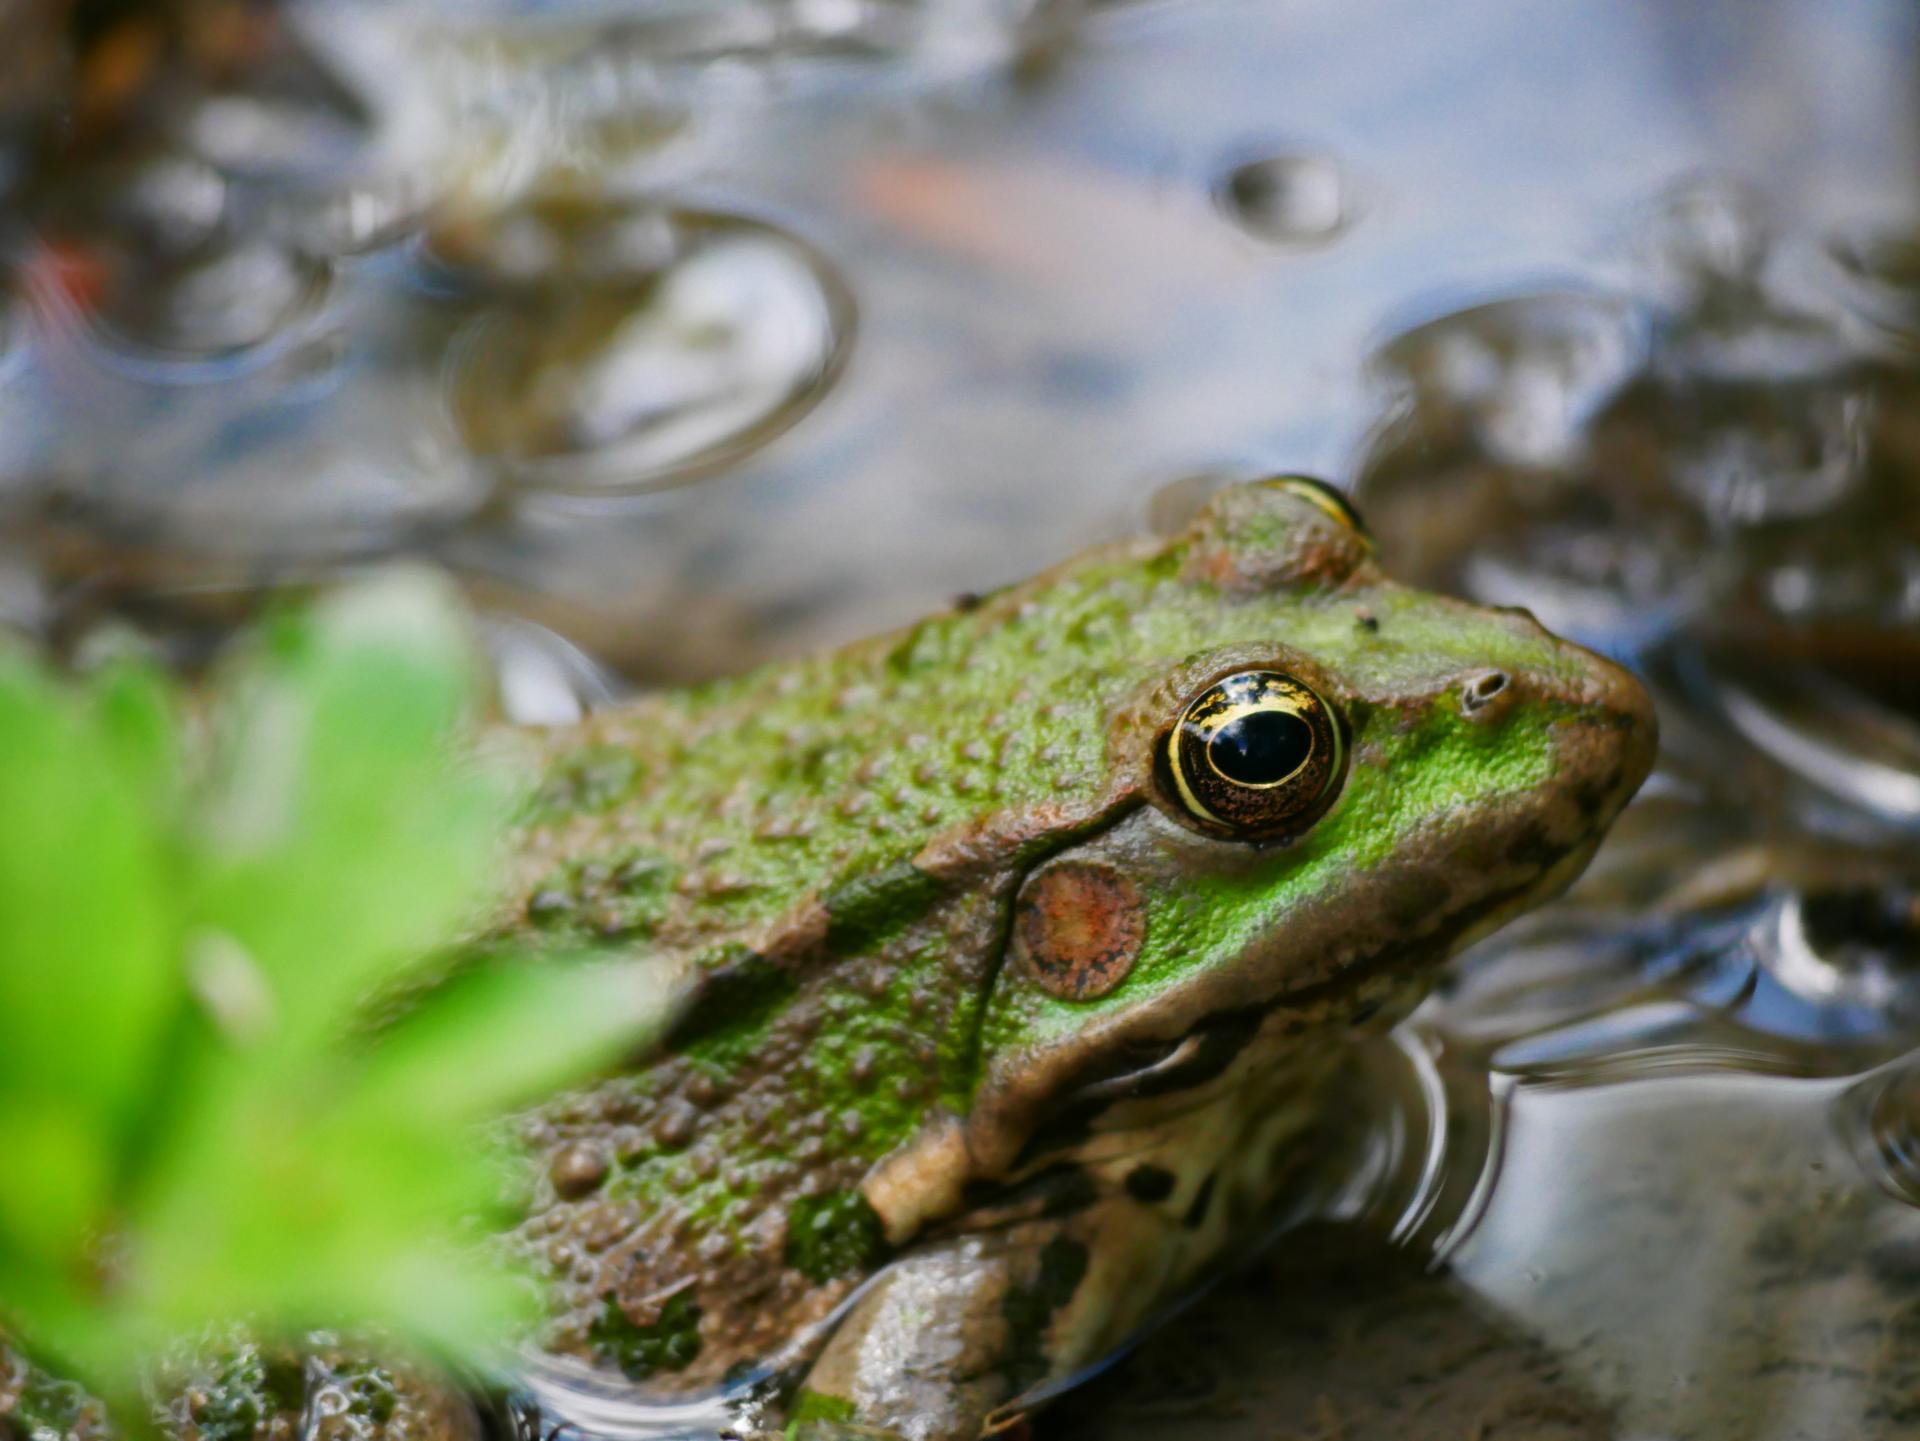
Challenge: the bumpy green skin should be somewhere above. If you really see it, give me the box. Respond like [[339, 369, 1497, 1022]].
[[0, 1336, 465, 1441], [495, 481, 1656, 1432], [0, 1345, 109, 1441]]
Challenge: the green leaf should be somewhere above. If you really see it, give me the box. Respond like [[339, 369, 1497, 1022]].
[[188, 572, 511, 1054], [0, 654, 177, 1191], [0, 1103, 111, 1265], [130, 1075, 528, 1357], [346, 958, 685, 1125], [88, 662, 182, 816], [0, 573, 681, 1423]]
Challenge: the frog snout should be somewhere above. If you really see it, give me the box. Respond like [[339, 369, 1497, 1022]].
[[1551, 647, 1660, 831]]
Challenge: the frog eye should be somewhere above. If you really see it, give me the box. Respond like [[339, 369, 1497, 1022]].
[[1264, 474, 1370, 541], [1162, 670, 1346, 839]]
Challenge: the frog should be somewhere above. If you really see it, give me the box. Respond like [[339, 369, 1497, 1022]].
[[487, 475, 1658, 1441]]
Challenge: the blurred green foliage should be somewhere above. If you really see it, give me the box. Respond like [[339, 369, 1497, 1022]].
[[0, 573, 673, 1423]]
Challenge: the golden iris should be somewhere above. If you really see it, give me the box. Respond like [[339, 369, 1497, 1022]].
[[1164, 670, 1345, 838]]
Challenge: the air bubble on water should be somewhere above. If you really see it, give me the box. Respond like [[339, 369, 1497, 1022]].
[[1602, 222, 1876, 532], [1352, 292, 1678, 654], [23, 147, 337, 372], [108, 153, 231, 255], [268, 168, 446, 259], [1217, 152, 1355, 249], [1606, 176, 1879, 529], [428, 195, 682, 293], [179, 10, 376, 183]]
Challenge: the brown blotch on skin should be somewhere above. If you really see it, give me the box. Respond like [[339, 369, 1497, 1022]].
[[1382, 873, 1451, 931], [1011, 862, 1146, 1002], [1503, 820, 1562, 871]]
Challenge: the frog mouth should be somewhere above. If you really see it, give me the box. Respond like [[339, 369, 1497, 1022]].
[[1263, 826, 1608, 1014]]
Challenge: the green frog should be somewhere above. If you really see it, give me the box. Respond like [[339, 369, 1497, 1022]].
[[486, 476, 1657, 1440]]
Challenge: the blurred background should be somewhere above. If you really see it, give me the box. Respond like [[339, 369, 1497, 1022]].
[[4, 0, 1920, 1436]]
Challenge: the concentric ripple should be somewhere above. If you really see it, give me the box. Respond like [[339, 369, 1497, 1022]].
[[437, 202, 853, 497]]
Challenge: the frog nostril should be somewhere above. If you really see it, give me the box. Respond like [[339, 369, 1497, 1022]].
[[1462, 670, 1510, 714]]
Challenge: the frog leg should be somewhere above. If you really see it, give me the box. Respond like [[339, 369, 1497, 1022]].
[[790, 1222, 1067, 1440], [796, 1059, 1349, 1440], [794, 1178, 1200, 1441]]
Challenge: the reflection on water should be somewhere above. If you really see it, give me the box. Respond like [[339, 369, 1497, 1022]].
[[7, 0, 1920, 1436]]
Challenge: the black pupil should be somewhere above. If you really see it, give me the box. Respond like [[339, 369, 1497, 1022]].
[[1207, 707, 1313, 786]]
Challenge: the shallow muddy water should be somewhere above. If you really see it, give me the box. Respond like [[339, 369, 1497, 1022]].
[[5, 0, 1920, 1436]]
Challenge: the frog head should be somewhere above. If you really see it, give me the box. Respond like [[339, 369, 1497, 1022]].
[[937, 478, 1656, 1179]]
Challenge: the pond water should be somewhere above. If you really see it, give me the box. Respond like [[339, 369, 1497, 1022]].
[[5, 0, 1920, 1437]]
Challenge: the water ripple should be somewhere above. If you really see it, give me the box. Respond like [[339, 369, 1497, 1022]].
[[436, 201, 853, 498]]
